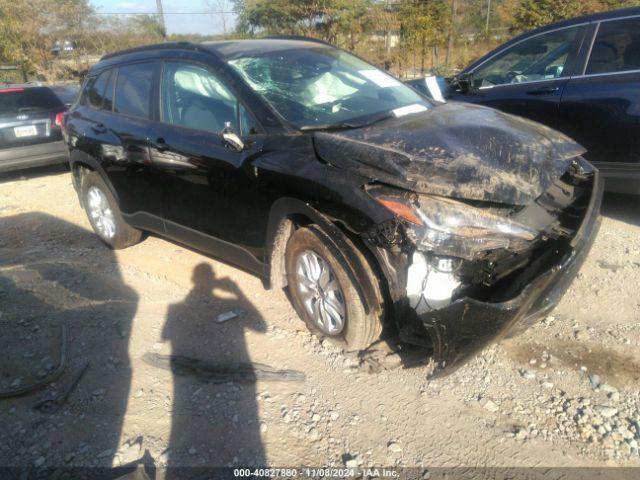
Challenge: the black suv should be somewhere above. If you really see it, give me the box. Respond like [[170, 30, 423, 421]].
[[0, 83, 77, 173], [65, 40, 602, 375], [409, 7, 640, 195]]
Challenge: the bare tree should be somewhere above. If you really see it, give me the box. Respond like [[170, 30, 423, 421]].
[[206, 0, 232, 36]]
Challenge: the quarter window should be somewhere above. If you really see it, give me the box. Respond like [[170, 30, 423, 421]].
[[161, 61, 238, 134], [87, 70, 110, 109], [114, 63, 154, 119], [586, 18, 640, 75], [240, 104, 258, 136], [472, 27, 580, 88], [103, 69, 115, 111]]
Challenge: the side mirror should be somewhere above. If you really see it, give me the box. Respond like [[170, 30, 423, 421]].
[[222, 121, 244, 152], [455, 72, 475, 94], [544, 65, 563, 78]]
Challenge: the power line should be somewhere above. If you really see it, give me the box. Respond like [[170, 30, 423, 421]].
[[94, 11, 235, 15]]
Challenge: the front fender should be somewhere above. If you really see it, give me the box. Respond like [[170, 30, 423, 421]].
[[265, 197, 380, 316]]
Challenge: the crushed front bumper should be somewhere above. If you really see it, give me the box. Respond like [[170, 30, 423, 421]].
[[411, 171, 604, 377]]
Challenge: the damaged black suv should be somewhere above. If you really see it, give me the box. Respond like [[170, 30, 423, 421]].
[[65, 39, 603, 376]]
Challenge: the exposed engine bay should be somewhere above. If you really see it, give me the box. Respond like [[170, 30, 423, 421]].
[[360, 154, 601, 374], [366, 157, 594, 311]]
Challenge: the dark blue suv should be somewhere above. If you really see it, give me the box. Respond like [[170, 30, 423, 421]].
[[409, 7, 640, 194]]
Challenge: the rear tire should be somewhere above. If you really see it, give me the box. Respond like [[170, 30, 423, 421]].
[[285, 226, 384, 351], [81, 171, 142, 249]]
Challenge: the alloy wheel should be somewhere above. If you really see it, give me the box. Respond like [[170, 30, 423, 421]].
[[295, 250, 346, 335], [86, 186, 116, 240]]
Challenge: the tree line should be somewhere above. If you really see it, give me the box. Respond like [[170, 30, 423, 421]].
[[0, 0, 637, 82], [232, 0, 639, 77]]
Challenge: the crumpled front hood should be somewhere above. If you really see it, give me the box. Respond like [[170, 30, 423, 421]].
[[313, 102, 586, 205]]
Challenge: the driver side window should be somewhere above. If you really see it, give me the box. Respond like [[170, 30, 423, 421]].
[[472, 27, 579, 88], [161, 61, 238, 134]]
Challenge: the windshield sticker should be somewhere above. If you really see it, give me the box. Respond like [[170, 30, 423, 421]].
[[392, 103, 428, 117], [359, 70, 402, 88]]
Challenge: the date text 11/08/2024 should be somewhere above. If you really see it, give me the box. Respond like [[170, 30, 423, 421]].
[[233, 468, 400, 477]]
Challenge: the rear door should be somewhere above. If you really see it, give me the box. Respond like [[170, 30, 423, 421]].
[[67, 62, 162, 222], [69, 68, 117, 166], [559, 16, 640, 189], [106, 61, 162, 219], [458, 25, 586, 130], [0, 87, 66, 150]]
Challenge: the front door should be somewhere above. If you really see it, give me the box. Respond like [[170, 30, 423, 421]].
[[453, 25, 585, 131], [151, 60, 266, 270]]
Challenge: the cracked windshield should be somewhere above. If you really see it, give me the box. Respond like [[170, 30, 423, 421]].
[[228, 47, 428, 128]]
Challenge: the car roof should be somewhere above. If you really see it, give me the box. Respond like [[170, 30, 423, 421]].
[[463, 6, 640, 74], [512, 6, 640, 37], [202, 38, 332, 59], [94, 37, 332, 72]]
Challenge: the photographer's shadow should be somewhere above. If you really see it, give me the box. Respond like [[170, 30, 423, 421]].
[[0, 212, 138, 472], [161, 263, 267, 473]]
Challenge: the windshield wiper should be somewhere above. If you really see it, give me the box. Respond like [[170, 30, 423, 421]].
[[299, 122, 359, 132], [299, 110, 395, 132]]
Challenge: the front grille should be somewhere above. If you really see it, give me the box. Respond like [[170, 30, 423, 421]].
[[536, 169, 594, 241], [461, 164, 596, 300]]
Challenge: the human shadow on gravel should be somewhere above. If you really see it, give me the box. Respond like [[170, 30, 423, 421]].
[[161, 263, 267, 476], [0, 212, 138, 477]]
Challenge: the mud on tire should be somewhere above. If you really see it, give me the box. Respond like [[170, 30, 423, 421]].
[[285, 225, 384, 351]]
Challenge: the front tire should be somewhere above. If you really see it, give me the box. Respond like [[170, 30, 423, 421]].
[[285, 226, 384, 351], [81, 171, 142, 249]]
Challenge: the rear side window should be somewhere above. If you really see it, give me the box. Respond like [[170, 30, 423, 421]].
[[87, 70, 110, 109], [114, 63, 154, 119], [0, 87, 63, 115], [586, 18, 640, 75]]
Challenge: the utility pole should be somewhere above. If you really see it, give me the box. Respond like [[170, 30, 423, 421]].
[[386, 0, 392, 54], [485, 0, 491, 35], [156, 0, 167, 39], [445, 0, 457, 69]]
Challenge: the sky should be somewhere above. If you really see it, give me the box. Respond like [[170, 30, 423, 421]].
[[90, 0, 237, 36]]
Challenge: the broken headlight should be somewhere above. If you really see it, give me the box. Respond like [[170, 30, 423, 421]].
[[373, 192, 539, 260]]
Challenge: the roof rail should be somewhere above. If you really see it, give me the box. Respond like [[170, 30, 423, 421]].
[[263, 35, 334, 47], [99, 41, 198, 61]]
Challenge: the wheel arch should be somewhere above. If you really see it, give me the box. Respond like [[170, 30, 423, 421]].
[[265, 197, 385, 317], [69, 151, 119, 207]]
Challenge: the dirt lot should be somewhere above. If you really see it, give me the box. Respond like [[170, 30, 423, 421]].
[[1, 166, 639, 474]]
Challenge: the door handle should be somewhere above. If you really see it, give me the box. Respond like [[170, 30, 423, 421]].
[[91, 123, 107, 134], [526, 86, 560, 95], [152, 153, 197, 170], [148, 138, 196, 170], [148, 137, 168, 152]]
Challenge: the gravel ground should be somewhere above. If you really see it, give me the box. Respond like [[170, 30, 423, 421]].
[[0, 166, 639, 474]]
